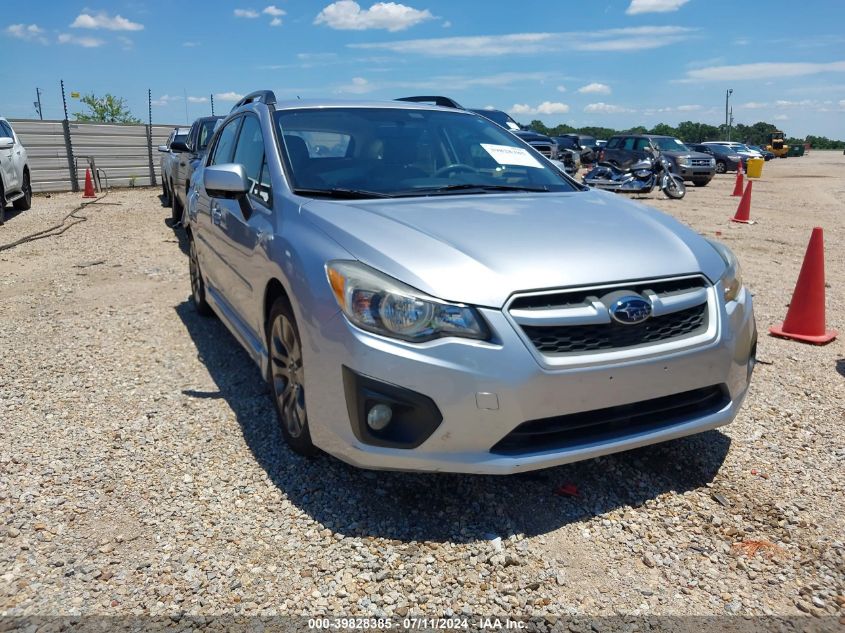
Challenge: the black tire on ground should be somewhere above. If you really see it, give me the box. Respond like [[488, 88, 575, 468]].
[[714, 161, 727, 174], [171, 180, 183, 223], [0, 181, 5, 226], [692, 178, 711, 187], [188, 236, 213, 316], [267, 296, 318, 457], [13, 171, 31, 211], [162, 178, 171, 207]]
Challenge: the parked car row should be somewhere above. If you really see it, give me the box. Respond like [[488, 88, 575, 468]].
[[600, 134, 716, 187], [175, 89, 756, 474], [159, 117, 223, 223], [0, 117, 32, 225]]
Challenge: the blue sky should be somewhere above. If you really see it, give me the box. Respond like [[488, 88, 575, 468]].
[[2, 0, 844, 137]]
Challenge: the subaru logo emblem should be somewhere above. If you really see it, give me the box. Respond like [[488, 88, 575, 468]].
[[609, 295, 652, 325]]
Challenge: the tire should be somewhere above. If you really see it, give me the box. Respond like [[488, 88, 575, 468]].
[[188, 236, 213, 316], [662, 174, 686, 199], [13, 170, 31, 211], [162, 178, 171, 208], [170, 180, 183, 223], [0, 181, 5, 226], [714, 161, 727, 174], [267, 296, 318, 457], [692, 177, 711, 187]]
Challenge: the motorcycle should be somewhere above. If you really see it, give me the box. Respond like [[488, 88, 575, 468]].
[[582, 149, 685, 199]]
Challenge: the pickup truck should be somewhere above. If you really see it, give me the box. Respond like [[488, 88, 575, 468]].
[[602, 134, 716, 187], [168, 115, 223, 224]]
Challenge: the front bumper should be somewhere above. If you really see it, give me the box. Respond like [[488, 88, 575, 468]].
[[304, 286, 756, 474], [676, 165, 715, 181]]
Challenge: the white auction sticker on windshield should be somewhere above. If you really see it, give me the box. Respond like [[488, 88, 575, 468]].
[[480, 143, 543, 168]]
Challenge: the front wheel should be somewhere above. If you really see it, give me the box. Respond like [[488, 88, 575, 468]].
[[188, 237, 213, 316], [714, 161, 727, 174], [13, 171, 32, 211], [267, 297, 318, 457], [692, 177, 711, 187], [662, 174, 686, 199], [170, 180, 183, 223]]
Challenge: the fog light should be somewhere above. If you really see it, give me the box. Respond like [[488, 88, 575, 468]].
[[366, 404, 393, 430]]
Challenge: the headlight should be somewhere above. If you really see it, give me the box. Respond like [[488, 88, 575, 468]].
[[326, 261, 488, 342], [676, 156, 690, 167], [707, 240, 743, 302], [709, 158, 716, 166]]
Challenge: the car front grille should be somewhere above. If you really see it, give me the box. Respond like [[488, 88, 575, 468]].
[[522, 304, 706, 354], [490, 384, 728, 455], [530, 143, 553, 157], [507, 276, 711, 357], [691, 158, 712, 167]]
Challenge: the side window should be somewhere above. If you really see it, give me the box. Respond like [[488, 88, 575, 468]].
[[634, 138, 651, 151], [606, 137, 621, 149], [210, 118, 240, 166], [232, 115, 271, 205], [0, 121, 13, 137], [622, 137, 636, 151]]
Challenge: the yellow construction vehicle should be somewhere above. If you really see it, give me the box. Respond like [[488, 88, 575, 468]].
[[766, 130, 789, 158]]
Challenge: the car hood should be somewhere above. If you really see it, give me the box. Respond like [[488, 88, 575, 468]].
[[663, 150, 713, 160], [301, 190, 726, 308], [514, 130, 553, 143]]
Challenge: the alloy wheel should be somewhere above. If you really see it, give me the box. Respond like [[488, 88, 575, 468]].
[[270, 315, 307, 438]]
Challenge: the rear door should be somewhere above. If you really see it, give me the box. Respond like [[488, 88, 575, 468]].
[[632, 137, 652, 165]]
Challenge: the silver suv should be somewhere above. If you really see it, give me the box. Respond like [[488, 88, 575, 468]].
[[186, 90, 756, 474], [0, 117, 32, 224]]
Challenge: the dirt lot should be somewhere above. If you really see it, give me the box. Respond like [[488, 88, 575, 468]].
[[1, 152, 843, 623]]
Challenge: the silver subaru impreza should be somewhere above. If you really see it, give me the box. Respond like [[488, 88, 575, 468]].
[[185, 90, 756, 474]]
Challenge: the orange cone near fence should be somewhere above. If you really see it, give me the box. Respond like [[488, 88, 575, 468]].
[[731, 181, 754, 223], [82, 168, 96, 198], [769, 227, 837, 345], [731, 168, 744, 196]]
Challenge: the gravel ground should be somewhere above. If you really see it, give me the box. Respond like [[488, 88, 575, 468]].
[[1, 152, 843, 625]]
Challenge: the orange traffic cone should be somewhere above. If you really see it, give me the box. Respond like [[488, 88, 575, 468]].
[[731, 181, 754, 224], [83, 168, 96, 198], [731, 167, 744, 196], [737, 158, 744, 175], [769, 227, 837, 344]]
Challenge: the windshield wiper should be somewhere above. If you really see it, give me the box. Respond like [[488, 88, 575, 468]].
[[395, 183, 550, 196], [293, 187, 395, 199]]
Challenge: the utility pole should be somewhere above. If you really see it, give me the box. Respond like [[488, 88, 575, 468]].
[[725, 88, 733, 140], [728, 107, 734, 142], [184, 88, 189, 124], [34, 87, 43, 120], [210, 93, 215, 116]]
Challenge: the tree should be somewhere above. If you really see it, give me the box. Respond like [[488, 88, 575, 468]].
[[74, 93, 140, 124]]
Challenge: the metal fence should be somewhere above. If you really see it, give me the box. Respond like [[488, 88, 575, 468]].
[[8, 119, 180, 193]]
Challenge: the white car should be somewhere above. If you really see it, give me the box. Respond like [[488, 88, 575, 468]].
[[0, 117, 31, 224], [702, 141, 762, 161]]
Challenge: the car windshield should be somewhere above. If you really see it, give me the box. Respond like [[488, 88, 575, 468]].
[[174, 132, 188, 144], [652, 137, 689, 151], [275, 107, 578, 197], [579, 137, 597, 146], [197, 119, 220, 151]]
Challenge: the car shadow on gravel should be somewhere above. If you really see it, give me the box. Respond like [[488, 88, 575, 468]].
[[177, 301, 731, 544]]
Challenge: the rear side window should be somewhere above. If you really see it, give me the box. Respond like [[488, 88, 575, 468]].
[[606, 137, 622, 149], [232, 115, 271, 205], [622, 137, 636, 150], [210, 118, 240, 165], [634, 138, 650, 151]]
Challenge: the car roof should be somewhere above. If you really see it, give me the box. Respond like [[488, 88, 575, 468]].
[[266, 98, 477, 114]]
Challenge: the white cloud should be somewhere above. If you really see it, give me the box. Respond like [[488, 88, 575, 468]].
[[626, 0, 690, 15], [315, 1, 434, 32], [215, 91, 245, 102], [676, 104, 702, 111], [773, 114, 789, 120], [151, 94, 182, 107], [584, 102, 634, 114], [183, 41, 200, 47], [337, 77, 375, 94], [556, 85, 566, 93], [739, 101, 768, 109], [270, 17, 283, 26], [234, 9, 260, 18], [187, 96, 208, 103], [509, 101, 570, 116], [351, 26, 694, 57], [71, 12, 143, 31], [685, 60, 845, 81], [6, 23, 48, 44], [263, 5, 286, 16], [58, 33, 105, 47], [577, 82, 611, 95], [839, 99, 845, 108]]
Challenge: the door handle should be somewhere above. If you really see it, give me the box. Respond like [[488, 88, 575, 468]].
[[210, 204, 223, 225]]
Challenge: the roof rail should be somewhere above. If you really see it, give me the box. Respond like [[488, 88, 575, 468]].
[[395, 95, 463, 109], [231, 90, 277, 111]]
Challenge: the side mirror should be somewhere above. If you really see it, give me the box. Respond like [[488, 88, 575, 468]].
[[204, 164, 252, 218], [0, 136, 14, 150], [170, 140, 189, 153], [157, 144, 169, 153]]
